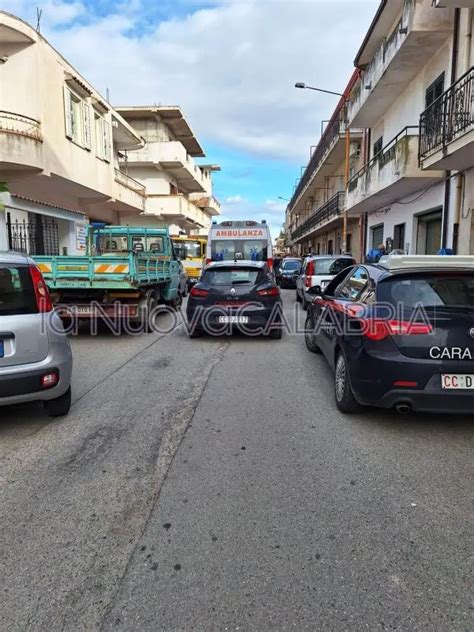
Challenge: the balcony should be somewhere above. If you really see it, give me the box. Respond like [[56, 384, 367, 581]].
[[123, 141, 206, 194], [292, 192, 345, 242], [419, 67, 474, 171], [0, 111, 43, 173], [290, 116, 363, 211], [347, 127, 443, 215], [145, 195, 210, 228], [189, 195, 221, 216], [348, 0, 453, 127], [113, 168, 146, 212]]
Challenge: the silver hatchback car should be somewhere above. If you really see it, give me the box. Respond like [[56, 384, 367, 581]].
[[0, 252, 73, 417]]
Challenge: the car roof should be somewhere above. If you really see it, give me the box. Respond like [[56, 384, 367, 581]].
[[205, 260, 267, 270], [0, 251, 34, 265], [306, 254, 355, 260]]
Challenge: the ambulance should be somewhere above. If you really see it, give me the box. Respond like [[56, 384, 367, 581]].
[[206, 220, 273, 268]]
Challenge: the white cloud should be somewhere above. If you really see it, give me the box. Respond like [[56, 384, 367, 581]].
[[5, 0, 379, 163], [224, 194, 245, 204]]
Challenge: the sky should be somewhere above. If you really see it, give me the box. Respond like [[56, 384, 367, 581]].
[[2, 0, 380, 238]]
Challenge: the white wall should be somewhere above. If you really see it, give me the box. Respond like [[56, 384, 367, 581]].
[[366, 182, 445, 253]]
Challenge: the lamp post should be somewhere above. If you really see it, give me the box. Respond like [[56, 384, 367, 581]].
[[294, 82, 351, 255]]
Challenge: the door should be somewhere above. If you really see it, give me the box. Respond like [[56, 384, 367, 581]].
[[371, 224, 384, 249], [416, 211, 442, 254], [393, 223, 406, 251]]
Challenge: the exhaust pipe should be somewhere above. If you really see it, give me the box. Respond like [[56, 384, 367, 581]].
[[395, 403, 411, 415]]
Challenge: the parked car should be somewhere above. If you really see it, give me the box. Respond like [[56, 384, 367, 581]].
[[275, 258, 302, 288], [186, 261, 282, 338], [0, 252, 73, 417], [296, 255, 355, 310], [304, 254, 474, 414]]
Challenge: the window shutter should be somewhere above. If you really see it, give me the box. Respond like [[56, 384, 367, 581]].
[[83, 102, 92, 150], [103, 120, 111, 162], [63, 86, 73, 139]]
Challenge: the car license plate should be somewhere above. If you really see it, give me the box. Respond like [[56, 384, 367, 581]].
[[441, 374, 474, 390], [75, 306, 94, 315], [0, 340, 4, 358], [218, 315, 249, 324]]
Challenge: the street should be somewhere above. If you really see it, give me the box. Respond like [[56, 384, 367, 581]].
[[1, 290, 472, 631]]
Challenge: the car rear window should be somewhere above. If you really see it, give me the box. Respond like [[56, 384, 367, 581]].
[[0, 265, 37, 316], [204, 267, 262, 286], [282, 260, 300, 271], [311, 258, 354, 275], [378, 273, 474, 310]]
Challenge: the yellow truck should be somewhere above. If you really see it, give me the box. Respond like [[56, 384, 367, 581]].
[[172, 236, 207, 288]]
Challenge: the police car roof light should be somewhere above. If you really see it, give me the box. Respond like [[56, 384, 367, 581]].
[[378, 254, 474, 271]]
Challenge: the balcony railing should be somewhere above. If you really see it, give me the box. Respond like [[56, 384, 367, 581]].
[[290, 116, 346, 207], [0, 111, 42, 141], [348, 126, 419, 193], [114, 168, 146, 196], [419, 67, 474, 159], [291, 192, 345, 241]]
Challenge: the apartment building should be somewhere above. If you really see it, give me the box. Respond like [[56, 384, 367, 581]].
[[0, 11, 221, 254], [346, 0, 474, 256], [115, 107, 221, 235], [0, 11, 147, 255], [287, 72, 364, 261]]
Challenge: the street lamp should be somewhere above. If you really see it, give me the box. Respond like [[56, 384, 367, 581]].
[[294, 82, 344, 98], [294, 81, 351, 255], [278, 196, 290, 202]]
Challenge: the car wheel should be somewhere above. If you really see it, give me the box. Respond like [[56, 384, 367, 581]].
[[43, 386, 72, 417], [268, 327, 282, 340], [304, 315, 321, 354], [334, 351, 362, 414], [189, 327, 203, 339]]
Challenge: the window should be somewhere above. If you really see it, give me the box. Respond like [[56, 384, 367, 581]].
[[378, 274, 474, 310], [371, 224, 384, 249], [373, 136, 383, 158], [337, 267, 369, 301], [211, 240, 268, 262], [64, 86, 92, 150], [393, 223, 405, 251], [426, 73, 445, 108], [172, 240, 202, 259], [0, 265, 38, 315], [94, 111, 111, 162], [203, 267, 261, 286], [281, 260, 301, 271]]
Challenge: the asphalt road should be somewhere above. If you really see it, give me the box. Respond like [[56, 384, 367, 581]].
[[1, 290, 472, 631]]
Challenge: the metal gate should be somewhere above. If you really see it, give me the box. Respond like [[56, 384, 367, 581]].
[[6, 213, 60, 256]]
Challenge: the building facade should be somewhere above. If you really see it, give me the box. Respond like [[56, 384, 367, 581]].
[[115, 107, 220, 235], [0, 11, 220, 255], [287, 0, 474, 260], [346, 0, 474, 256]]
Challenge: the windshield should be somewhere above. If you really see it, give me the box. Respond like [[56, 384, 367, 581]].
[[282, 260, 300, 271], [203, 267, 261, 285], [211, 240, 268, 262], [310, 258, 353, 274], [378, 274, 474, 309], [173, 240, 202, 259]]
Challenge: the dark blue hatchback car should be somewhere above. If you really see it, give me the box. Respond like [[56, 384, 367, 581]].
[[304, 255, 474, 414]]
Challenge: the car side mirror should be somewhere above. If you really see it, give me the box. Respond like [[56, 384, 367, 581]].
[[307, 285, 322, 296]]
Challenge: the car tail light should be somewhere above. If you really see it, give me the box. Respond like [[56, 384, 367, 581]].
[[257, 286, 280, 297], [305, 260, 315, 288], [206, 258, 212, 265], [29, 265, 53, 313], [362, 319, 433, 341], [393, 381, 418, 388], [41, 371, 59, 389], [190, 287, 209, 297]]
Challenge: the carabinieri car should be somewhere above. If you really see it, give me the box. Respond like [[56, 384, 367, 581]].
[[304, 255, 474, 415]]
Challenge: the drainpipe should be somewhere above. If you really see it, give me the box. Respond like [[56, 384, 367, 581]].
[[442, 8, 461, 249], [452, 173, 464, 254]]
